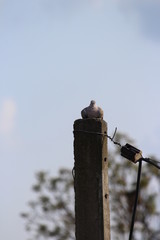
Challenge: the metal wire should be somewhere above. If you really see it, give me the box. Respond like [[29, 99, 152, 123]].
[[129, 160, 142, 240], [73, 127, 122, 147], [142, 158, 160, 169]]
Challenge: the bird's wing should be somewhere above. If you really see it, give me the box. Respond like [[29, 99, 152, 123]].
[[81, 108, 88, 118], [98, 107, 103, 119]]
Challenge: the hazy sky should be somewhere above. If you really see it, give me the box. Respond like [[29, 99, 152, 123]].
[[1, 1, 160, 239]]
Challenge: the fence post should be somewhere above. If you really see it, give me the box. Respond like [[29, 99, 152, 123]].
[[73, 118, 110, 240]]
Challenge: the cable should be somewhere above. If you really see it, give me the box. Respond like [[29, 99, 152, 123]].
[[129, 160, 142, 240], [73, 128, 121, 147], [142, 158, 160, 169]]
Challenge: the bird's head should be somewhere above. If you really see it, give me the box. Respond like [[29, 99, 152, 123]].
[[90, 100, 96, 106]]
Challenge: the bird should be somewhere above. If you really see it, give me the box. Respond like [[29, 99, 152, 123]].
[[81, 100, 103, 119]]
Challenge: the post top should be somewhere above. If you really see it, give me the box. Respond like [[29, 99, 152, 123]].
[[74, 118, 107, 134], [74, 118, 107, 125]]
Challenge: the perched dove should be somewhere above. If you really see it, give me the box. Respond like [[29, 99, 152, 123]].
[[81, 100, 103, 119]]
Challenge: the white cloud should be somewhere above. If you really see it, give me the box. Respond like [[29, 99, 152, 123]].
[[0, 99, 17, 135]]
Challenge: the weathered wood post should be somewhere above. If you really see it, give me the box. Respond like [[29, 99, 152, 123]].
[[73, 118, 110, 240]]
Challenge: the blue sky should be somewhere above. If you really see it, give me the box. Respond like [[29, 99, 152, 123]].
[[1, 0, 160, 239]]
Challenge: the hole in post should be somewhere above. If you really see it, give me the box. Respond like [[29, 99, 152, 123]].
[[104, 157, 107, 162], [105, 194, 108, 199]]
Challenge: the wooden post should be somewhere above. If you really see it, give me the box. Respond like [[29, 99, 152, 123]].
[[73, 118, 110, 240]]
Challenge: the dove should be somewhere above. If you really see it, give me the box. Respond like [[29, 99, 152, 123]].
[[81, 100, 103, 119]]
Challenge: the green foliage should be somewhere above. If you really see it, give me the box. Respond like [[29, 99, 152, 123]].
[[21, 133, 160, 240], [108, 133, 160, 240], [21, 169, 75, 240]]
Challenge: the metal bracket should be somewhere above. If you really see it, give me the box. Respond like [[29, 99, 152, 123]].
[[121, 143, 160, 169], [121, 143, 142, 163]]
